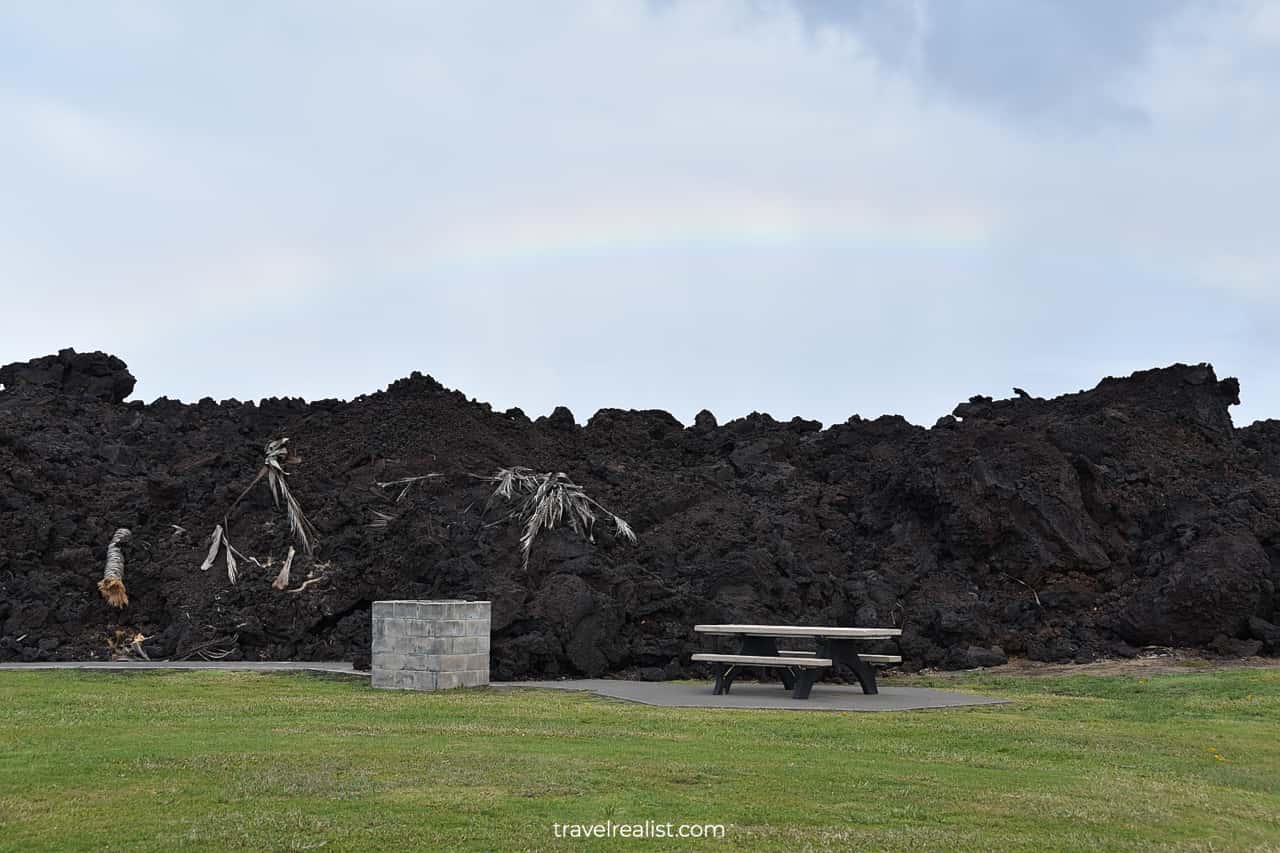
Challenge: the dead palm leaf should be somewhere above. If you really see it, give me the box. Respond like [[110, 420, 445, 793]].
[[225, 540, 238, 584], [485, 468, 636, 568], [262, 439, 317, 556], [376, 474, 441, 503], [200, 438, 318, 584], [199, 524, 223, 571], [106, 628, 151, 660], [369, 510, 396, 529], [272, 546, 296, 590]]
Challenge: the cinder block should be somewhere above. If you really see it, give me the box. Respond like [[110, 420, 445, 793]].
[[393, 670, 436, 691], [422, 601, 458, 619], [376, 629, 426, 654], [389, 635, 443, 654], [431, 620, 467, 637], [372, 652, 406, 672], [447, 637, 481, 654], [396, 653, 438, 671], [462, 653, 490, 671], [411, 654, 457, 671], [387, 617, 417, 636], [436, 670, 483, 690], [446, 602, 488, 620], [432, 637, 460, 655], [379, 617, 413, 638], [408, 618, 442, 637]]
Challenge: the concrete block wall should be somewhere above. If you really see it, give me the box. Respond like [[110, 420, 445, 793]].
[[371, 600, 491, 690]]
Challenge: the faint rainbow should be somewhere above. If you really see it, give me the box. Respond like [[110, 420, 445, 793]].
[[421, 197, 994, 267]]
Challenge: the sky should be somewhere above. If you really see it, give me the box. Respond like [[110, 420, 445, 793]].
[[1, 0, 1277, 427]]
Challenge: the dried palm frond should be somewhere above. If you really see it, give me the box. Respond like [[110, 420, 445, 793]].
[[284, 575, 328, 594], [491, 467, 530, 501], [97, 528, 132, 608], [262, 439, 318, 556], [612, 516, 635, 541], [376, 474, 441, 503], [173, 633, 239, 661], [225, 541, 239, 584], [198, 523, 264, 585], [200, 438, 318, 584], [272, 546, 296, 591], [106, 628, 151, 660], [483, 468, 636, 568], [368, 510, 396, 530], [199, 524, 224, 571]]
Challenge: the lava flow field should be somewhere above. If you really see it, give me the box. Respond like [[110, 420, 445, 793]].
[[2, 349, 1278, 678]]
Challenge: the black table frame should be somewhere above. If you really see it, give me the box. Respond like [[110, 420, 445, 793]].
[[728, 634, 883, 695]]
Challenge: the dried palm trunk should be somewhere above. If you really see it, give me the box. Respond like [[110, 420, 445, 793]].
[[97, 528, 132, 607]]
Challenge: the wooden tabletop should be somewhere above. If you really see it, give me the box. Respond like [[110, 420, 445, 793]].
[[693, 624, 902, 638]]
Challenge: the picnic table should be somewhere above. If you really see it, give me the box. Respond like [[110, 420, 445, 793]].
[[691, 624, 902, 699]]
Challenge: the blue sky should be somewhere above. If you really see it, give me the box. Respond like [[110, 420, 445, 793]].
[[2, 1, 1277, 426]]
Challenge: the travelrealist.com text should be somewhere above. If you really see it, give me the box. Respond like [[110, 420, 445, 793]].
[[552, 821, 726, 840]]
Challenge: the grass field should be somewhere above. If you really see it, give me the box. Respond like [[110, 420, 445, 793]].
[[0, 668, 1277, 851]]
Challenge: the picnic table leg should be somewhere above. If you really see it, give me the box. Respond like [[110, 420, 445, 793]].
[[735, 636, 795, 690], [822, 639, 879, 695], [791, 668, 818, 700], [712, 663, 733, 695]]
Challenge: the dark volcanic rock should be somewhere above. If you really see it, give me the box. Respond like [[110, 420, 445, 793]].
[[0, 348, 135, 403], [0, 352, 1277, 676], [1249, 616, 1280, 653]]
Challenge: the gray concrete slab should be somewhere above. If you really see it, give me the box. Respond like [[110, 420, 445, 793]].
[[0, 661, 368, 678], [0, 665, 1006, 710], [494, 679, 1008, 712]]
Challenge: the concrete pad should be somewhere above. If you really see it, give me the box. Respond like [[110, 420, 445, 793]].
[[0, 665, 1007, 710], [493, 679, 1008, 712], [0, 661, 367, 679]]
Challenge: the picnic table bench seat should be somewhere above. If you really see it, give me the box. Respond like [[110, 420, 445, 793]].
[[776, 649, 903, 665], [691, 652, 832, 699]]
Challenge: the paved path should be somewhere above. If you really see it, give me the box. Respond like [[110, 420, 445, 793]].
[[0, 664, 1007, 711], [494, 679, 1008, 712], [0, 661, 365, 676]]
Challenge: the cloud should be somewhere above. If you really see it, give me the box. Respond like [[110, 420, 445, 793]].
[[791, 0, 1192, 128], [0, 0, 1277, 428]]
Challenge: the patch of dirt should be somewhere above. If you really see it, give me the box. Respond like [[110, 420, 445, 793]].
[[2, 349, 1279, 677], [907, 651, 1280, 679]]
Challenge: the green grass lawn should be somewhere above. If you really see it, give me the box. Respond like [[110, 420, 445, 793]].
[[0, 668, 1277, 851]]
